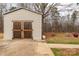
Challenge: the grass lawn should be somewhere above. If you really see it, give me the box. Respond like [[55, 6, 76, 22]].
[[47, 37, 79, 44], [46, 33, 79, 44], [51, 48, 79, 56]]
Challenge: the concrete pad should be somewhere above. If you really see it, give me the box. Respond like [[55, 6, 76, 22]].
[[35, 42, 54, 56], [0, 39, 54, 56]]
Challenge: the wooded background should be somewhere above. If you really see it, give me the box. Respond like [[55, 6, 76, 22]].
[[0, 3, 79, 33]]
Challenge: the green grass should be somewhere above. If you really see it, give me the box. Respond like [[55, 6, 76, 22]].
[[51, 48, 63, 56], [51, 48, 79, 56], [47, 37, 79, 44]]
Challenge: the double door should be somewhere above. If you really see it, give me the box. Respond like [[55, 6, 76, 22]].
[[13, 21, 32, 39]]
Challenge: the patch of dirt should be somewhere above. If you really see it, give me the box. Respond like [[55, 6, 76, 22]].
[[57, 48, 79, 56], [44, 32, 56, 38]]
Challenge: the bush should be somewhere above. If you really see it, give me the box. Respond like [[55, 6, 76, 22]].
[[72, 32, 79, 38], [51, 33, 56, 37]]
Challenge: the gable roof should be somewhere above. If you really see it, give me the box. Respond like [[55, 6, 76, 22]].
[[3, 8, 42, 15]]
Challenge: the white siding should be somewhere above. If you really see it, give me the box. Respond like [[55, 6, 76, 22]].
[[4, 9, 42, 40]]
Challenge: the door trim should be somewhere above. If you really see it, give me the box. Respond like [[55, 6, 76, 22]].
[[12, 21, 33, 39]]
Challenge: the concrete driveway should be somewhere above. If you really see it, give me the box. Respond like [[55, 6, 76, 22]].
[[0, 39, 53, 56]]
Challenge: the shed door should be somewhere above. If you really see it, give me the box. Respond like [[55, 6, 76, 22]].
[[24, 22, 32, 38], [13, 21, 32, 39]]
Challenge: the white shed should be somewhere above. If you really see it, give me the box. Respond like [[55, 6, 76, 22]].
[[3, 8, 42, 41]]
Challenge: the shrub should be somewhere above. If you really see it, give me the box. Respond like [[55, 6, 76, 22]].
[[72, 32, 78, 38]]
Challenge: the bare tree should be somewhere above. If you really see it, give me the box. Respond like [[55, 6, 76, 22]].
[[33, 3, 57, 34], [50, 6, 60, 32], [17, 3, 25, 8], [0, 3, 7, 32], [71, 11, 77, 32]]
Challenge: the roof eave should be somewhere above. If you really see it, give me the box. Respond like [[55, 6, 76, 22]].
[[3, 8, 42, 15]]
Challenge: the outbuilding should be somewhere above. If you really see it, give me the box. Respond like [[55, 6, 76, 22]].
[[3, 8, 42, 40]]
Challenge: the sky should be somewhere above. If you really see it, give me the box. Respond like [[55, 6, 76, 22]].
[[56, 3, 76, 16], [6, 3, 78, 16]]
